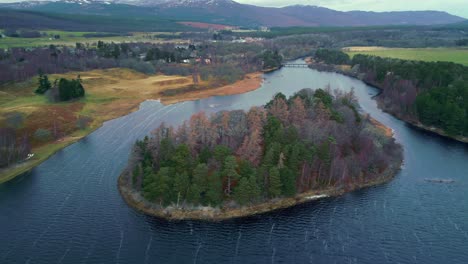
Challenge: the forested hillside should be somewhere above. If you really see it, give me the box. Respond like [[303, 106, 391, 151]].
[[312, 50, 468, 138], [122, 89, 402, 208], [0, 9, 189, 32], [351, 55, 468, 137]]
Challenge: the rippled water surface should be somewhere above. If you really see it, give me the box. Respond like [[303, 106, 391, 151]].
[[1, 61, 467, 263]]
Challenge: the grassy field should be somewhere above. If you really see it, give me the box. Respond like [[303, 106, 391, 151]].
[[0, 30, 184, 48], [344, 47, 468, 66], [0, 68, 194, 183], [0, 68, 264, 183]]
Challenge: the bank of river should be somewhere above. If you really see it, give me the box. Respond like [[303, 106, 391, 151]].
[[1, 61, 467, 264], [308, 62, 468, 144], [0, 70, 264, 184]]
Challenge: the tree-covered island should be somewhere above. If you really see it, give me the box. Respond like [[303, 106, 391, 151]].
[[119, 88, 403, 220]]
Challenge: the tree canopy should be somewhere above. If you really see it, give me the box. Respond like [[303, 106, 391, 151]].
[[123, 88, 402, 209]]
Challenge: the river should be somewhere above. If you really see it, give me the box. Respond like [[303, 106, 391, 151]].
[[1, 60, 467, 264]]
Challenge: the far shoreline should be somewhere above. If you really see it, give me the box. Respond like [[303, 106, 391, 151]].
[[307, 62, 468, 144]]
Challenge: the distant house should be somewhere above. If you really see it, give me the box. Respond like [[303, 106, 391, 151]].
[[175, 45, 189, 50], [259, 26, 270, 32], [232, 38, 246, 43]]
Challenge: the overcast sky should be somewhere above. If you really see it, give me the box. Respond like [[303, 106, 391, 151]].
[[0, 0, 466, 18]]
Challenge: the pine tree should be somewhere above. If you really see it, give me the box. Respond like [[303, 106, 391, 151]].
[[173, 172, 190, 205], [280, 167, 296, 196], [205, 172, 222, 206], [247, 172, 261, 202], [187, 184, 202, 205], [193, 163, 209, 188], [234, 177, 250, 205], [223, 156, 239, 196], [35, 72, 51, 94], [153, 167, 171, 205], [268, 167, 282, 198]]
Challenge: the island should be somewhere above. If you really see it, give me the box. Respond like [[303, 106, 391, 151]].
[[119, 88, 403, 221]]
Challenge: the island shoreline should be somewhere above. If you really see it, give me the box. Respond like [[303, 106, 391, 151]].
[[118, 157, 402, 222], [118, 113, 403, 222]]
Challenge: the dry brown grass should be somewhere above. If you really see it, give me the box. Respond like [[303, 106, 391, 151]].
[[0, 68, 264, 183], [161, 73, 263, 105]]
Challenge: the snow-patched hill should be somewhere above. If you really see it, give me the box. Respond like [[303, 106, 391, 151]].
[[1, 0, 465, 27]]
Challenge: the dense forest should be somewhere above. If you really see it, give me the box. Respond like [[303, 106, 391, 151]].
[[315, 49, 350, 65], [313, 50, 468, 137], [122, 89, 402, 208], [0, 9, 191, 32], [351, 54, 468, 136]]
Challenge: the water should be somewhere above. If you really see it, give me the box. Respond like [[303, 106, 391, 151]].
[[1, 60, 467, 263]]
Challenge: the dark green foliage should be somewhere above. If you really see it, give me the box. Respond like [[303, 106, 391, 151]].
[[132, 88, 401, 208], [198, 147, 212, 164], [268, 167, 282, 198], [415, 81, 468, 136], [280, 167, 296, 196], [173, 172, 190, 203], [261, 50, 283, 70], [351, 54, 468, 136], [314, 89, 333, 107], [56, 77, 85, 101], [214, 145, 232, 163], [0, 9, 191, 33], [35, 72, 51, 94], [223, 156, 240, 196], [315, 49, 350, 65], [205, 172, 223, 206]]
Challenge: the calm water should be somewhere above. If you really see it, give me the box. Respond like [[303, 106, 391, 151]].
[[1, 61, 467, 264]]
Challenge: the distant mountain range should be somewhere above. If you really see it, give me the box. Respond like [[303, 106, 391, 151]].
[[1, 0, 465, 27]]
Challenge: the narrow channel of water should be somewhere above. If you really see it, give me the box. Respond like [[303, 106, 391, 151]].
[[1, 60, 467, 263]]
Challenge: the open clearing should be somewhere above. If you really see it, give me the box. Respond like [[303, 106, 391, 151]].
[[343, 47, 468, 66]]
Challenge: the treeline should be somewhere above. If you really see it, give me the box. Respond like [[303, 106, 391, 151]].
[[235, 26, 466, 48], [2, 29, 43, 38], [0, 41, 276, 84], [0, 9, 191, 33], [123, 88, 401, 208], [350, 54, 468, 136], [315, 49, 350, 65]]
